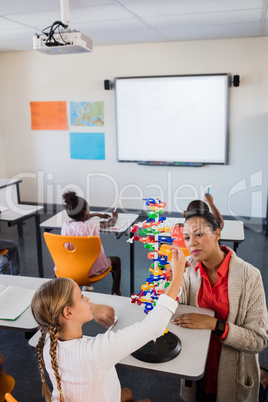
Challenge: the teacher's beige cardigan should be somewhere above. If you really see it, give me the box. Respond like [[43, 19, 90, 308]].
[[178, 249, 268, 402]]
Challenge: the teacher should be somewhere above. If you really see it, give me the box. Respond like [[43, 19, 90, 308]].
[[171, 210, 268, 402]]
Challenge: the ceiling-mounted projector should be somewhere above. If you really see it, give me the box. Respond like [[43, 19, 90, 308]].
[[33, 30, 92, 55], [33, 0, 92, 55]]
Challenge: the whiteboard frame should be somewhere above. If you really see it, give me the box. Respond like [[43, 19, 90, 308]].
[[115, 74, 231, 166]]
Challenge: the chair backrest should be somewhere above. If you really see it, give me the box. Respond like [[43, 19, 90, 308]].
[[5, 394, 18, 402], [44, 232, 101, 285], [0, 373, 15, 402]]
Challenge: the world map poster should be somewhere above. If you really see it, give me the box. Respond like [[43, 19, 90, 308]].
[[70, 101, 104, 127]]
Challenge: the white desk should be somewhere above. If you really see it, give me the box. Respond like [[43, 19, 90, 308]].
[[0, 178, 22, 204], [0, 178, 23, 225], [0, 274, 49, 332], [40, 211, 139, 293], [164, 217, 245, 252], [40, 210, 138, 237], [0, 205, 44, 277], [26, 279, 213, 381], [0, 179, 44, 277]]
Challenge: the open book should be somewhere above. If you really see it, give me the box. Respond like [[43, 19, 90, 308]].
[[0, 284, 35, 320], [101, 217, 133, 232], [0, 204, 9, 213], [91, 214, 133, 232]]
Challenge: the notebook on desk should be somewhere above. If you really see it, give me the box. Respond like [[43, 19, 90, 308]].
[[91, 215, 134, 232], [0, 285, 35, 320], [0, 204, 9, 213]]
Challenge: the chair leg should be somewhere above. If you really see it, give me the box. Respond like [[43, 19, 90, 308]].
[[111, 269, 117, 295], [109, 256, 121, 295]]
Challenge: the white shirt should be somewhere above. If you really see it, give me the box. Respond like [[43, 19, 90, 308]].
[[43, 294, 177, 402]]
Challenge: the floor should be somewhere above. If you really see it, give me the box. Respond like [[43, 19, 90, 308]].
[[0, 210, 268, 402]]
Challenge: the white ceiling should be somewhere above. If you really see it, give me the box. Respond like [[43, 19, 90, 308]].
[[0, 0, 268, 53]]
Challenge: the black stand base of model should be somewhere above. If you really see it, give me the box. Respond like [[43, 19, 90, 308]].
[[132, 332, 181, 363]]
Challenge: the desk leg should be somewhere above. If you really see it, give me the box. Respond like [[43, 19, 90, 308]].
[[35, 213, 44, 277], [265, 196, 268, 236], [17, 222, 24, 237], [16, 182, 21, 204], [15, 182, 23, 236], [130, 232, 135, 295], [233, 242, 239, 253]]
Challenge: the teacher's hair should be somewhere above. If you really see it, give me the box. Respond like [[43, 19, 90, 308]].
[[185, 209, 221, 232], [62, 191, 87, 221], [31, 278, 74, 402]]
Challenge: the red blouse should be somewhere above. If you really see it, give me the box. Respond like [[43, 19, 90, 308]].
[[195, 246, 231, 394]]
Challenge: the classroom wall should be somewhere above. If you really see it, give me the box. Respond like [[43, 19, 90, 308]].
[[0, 37, 267, 221], [0, 133, 6, 176], [0, 69, 6, 176]]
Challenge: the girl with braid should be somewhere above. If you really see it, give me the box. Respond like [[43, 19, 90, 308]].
[[31, 248, 185, 402]]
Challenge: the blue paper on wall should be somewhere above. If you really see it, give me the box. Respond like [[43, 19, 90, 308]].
[[70, 132, 105, 160]]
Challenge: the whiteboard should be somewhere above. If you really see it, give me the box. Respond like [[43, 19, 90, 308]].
[[115, 74, 230, 166]]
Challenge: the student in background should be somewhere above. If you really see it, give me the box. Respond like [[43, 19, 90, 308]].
[[0, 249, 9, 275], [172, 210, 268, 402], [31, 248, 185, 402], [184, 192, 224, 230], [0, 237, 21, 275], [62, 191, 121, 296], [171, 191, 224, 248]]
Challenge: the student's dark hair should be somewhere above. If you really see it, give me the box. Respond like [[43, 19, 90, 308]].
[[186, 200, 209, 213], [62, 191, 87, 221], [185, 209, 221, 232]]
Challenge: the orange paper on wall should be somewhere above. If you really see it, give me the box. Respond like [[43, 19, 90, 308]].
[[30, 101, 68, 130]]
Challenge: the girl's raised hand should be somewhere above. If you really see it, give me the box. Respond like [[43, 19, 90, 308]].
[[171, 247, 186, 279], [165, 247, 186, 300]]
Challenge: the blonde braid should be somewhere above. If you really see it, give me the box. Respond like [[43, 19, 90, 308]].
[[31, 278, 74, 402], [49, 324, 64, 402], [36, 328, 52, 402]]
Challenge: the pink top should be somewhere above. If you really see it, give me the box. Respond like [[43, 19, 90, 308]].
[[61, 219, 111, 277]]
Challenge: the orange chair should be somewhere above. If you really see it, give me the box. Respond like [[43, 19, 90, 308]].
[[0, 249, 8, 256], [44, 232, 116, 290], [0, 373, 15, 402], [5, 394, 18, 402]]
